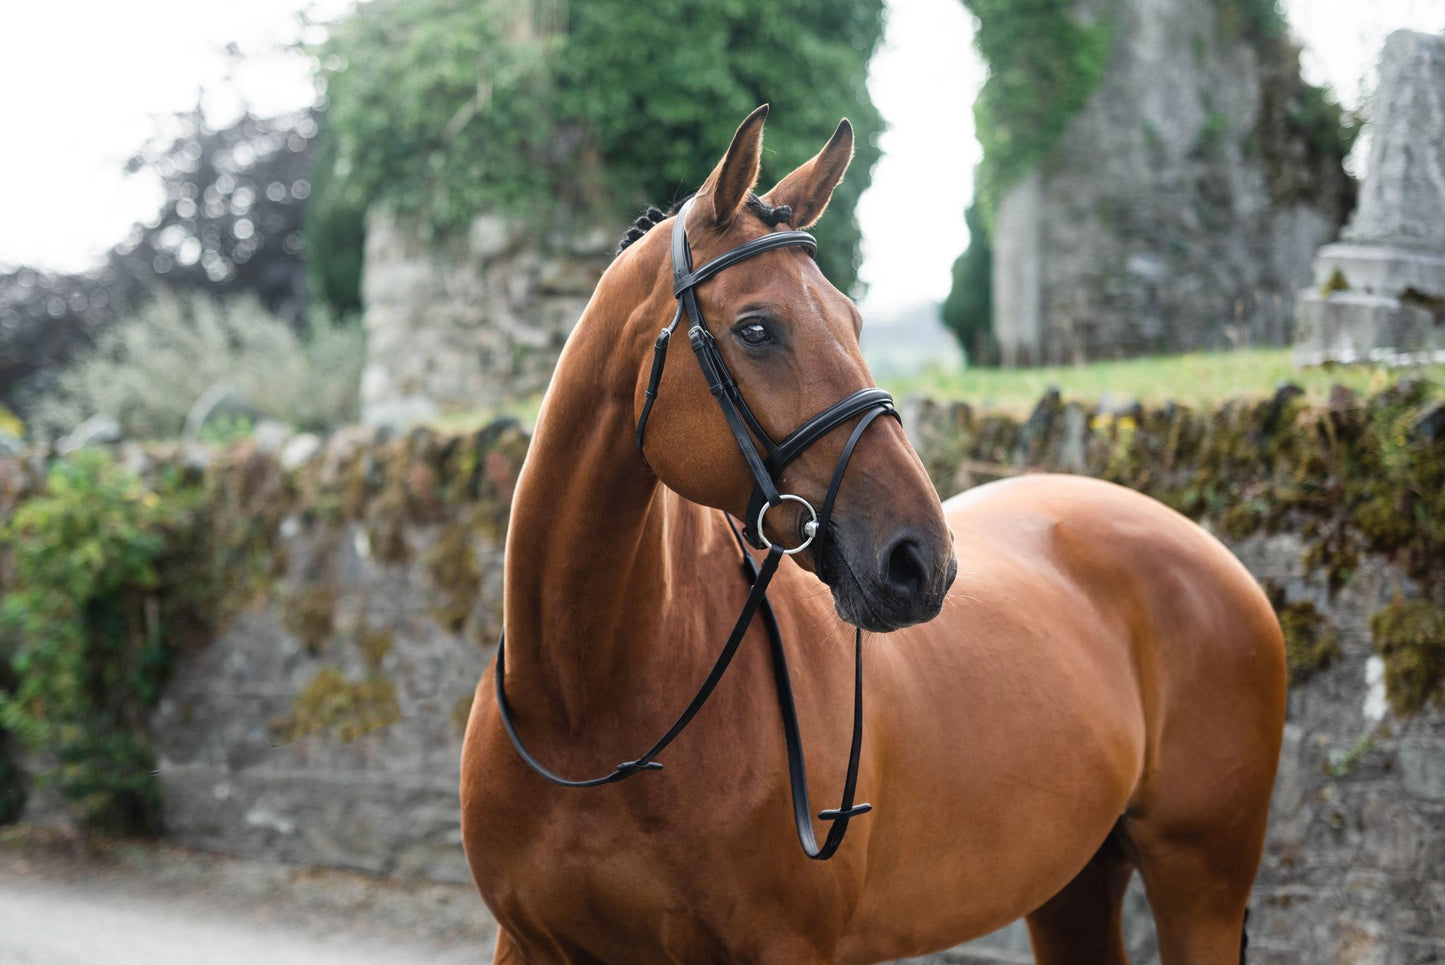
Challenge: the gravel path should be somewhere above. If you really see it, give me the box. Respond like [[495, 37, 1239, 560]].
[[0, 826, 1026, 964], [0, 827, 496, 965]]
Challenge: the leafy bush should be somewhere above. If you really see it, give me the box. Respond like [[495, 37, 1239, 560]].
[[310, 0, 885, 302], [29, 292, 362, 442], [0, 452, 204, 833]]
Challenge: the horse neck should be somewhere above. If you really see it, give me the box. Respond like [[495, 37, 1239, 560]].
[[501, 288, 712, 728]]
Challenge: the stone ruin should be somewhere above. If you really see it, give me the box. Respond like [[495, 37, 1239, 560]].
[[359, 209, 614, 428], [990, 0, 1354, 367], [1295, 30, 1445, 367]]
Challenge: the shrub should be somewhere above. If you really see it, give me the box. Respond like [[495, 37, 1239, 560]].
[[0, 451, 205, 833], [29, 293, 362, 442]]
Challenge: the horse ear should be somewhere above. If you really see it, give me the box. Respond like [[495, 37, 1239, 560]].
[[700, 104, 769, 226], [762, 118, 853, 229]]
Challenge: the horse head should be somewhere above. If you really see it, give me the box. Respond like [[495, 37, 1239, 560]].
[[626, 106, 957, 632]]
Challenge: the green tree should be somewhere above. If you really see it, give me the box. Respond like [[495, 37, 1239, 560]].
[[941, 202, 995, 365], [309, 0, 885, 308]]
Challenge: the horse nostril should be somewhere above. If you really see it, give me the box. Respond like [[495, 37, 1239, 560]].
[[884, 537, 929, 597]]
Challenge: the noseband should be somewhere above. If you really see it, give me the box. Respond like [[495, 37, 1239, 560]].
[[494, 198, 899, 860]]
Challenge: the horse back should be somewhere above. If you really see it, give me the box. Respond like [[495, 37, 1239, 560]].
[[835, 474, 1285, 959]]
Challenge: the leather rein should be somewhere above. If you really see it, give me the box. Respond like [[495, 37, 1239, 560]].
[[494, 198, 899, 860]]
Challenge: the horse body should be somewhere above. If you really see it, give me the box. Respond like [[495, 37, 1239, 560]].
[[461, 107, 1286, 963]]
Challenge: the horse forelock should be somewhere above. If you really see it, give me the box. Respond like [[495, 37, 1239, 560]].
[[614, 193, 793, 255]]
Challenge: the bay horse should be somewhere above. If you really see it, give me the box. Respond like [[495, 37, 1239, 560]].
[[460, 105, 1286, 963]]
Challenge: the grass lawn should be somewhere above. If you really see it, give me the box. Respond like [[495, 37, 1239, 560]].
[[875, 348, 1445, 415], [425, 348, 1445, 432]]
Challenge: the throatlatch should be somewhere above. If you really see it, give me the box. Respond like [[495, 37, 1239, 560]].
[[496, 198, 898, 860]]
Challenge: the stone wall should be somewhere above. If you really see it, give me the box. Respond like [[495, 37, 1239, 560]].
[[144, 422, 529, 882], [359, 209, 613, 428], [5, 380, 1443, 959], [991, 0, 1354, 365], [0, 422, 532, 883], [902, 385, 1445, 963]]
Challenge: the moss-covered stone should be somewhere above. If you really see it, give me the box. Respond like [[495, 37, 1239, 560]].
[[284, 666, 401, 742], [284, 585, 337, 653], [917, 377, 1445, 594], [206, 444, 294, 617], [426, 523, 481, 632], [359, 626, 395, 670], [1370, 598, 1445, 717], [1278, 600, 1340, 683]]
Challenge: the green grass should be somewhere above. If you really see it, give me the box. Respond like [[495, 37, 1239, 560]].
[[424, 348, 1445, 432], [877, 348, 1445, 415], [430, 395, 546, 433]]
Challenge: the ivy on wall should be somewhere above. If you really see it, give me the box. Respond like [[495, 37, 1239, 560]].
[[308, 0, 885, 306], [940, 0, 1114, 365], [943, 0, 1357, 364], [961, 0, 1114, 221]]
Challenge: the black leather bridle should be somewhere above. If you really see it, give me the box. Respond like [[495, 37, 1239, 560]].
[[494, 198, 899, 860]]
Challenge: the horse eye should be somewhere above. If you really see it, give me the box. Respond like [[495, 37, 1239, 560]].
[[737, 321, 771, 346]]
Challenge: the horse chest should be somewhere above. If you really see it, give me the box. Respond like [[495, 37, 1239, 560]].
[[466, 711, 862, 955]]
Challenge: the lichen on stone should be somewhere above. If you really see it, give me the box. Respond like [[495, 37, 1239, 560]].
[[425, 521, 481, 633], [359, 626, 395, 670], [284, 666, 401, 742], [284, 585, 337, 653]]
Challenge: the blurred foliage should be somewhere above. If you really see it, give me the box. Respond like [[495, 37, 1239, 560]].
[[124, 107, 317, 320], [1, 106, 322, 425], [304, 119, 366, 318], [961, 0, 1114, 221], [29, 292, 362, 442], [1371, 598, 1445, 717], [1237, 0, 1360, 208], [0, 452, 206, 834], [940, 201, 996, 365], [309, 0, 885, 310]]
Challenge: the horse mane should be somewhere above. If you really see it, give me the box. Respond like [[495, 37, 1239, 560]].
[[615, 194, 794, 255]]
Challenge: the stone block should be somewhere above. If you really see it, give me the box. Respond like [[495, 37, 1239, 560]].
[[1293, 290, 1441, 366], [1311, 242, 1445, 299], [1399, 739, 1445, 801]]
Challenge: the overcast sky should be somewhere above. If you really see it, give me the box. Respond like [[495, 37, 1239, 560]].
[[1, 0, 1442, 315]]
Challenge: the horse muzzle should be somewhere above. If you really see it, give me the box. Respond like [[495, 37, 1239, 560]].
[[817, 521, 957, 633]]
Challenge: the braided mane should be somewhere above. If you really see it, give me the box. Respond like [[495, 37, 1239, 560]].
[[615, 193, 794, 255]]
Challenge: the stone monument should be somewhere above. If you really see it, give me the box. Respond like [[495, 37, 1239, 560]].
[[1295, 30, 1445, 366]]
